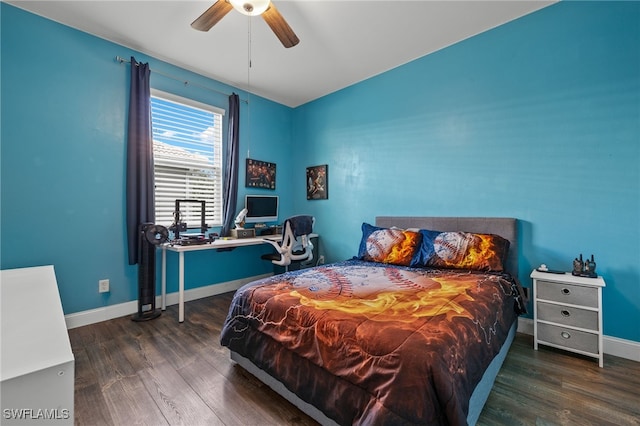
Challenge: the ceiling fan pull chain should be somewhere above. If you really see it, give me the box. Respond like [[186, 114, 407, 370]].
[[247, 15, 253, 156]]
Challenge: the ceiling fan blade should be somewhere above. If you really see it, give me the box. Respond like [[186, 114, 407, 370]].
[[262, 2, 300, 48], [191, 0, 234, 32]]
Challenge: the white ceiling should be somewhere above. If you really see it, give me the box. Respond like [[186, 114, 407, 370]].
[[6, 0, 555, 107]]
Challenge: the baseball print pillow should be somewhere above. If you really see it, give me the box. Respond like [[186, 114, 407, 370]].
[[411, 230, 510, 272], [358, 223, 422, 266]]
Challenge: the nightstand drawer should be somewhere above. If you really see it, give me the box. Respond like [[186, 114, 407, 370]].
[[537, 323, 599, 354], [536, 301, 599, 330], [536, 280, 598, 308]]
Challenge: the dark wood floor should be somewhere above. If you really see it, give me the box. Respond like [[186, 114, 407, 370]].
[[69, 293, 640, 426]]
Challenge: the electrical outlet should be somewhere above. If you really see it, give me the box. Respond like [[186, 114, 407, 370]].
[[99, 279, 110, 293], [318, 255, 325, 265]]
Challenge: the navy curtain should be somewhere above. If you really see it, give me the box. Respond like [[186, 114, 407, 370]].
[[221, 93, 240, 237], [126, 57, 154, 265]]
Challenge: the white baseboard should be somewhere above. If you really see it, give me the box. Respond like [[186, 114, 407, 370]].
[[602, 335, 640, 363], [517, 317, 639, 363], [64, 273, 271, 329]]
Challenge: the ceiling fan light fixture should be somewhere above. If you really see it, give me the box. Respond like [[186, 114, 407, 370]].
[[192, 0, 298, 48], [229, 0, 270, 16]]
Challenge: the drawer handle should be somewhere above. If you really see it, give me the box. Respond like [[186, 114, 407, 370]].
[[561, 309, 571, 317], [561, 288, 571, 295], [561, 331, 571, 339]]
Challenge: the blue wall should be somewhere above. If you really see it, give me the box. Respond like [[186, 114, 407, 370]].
[[292, 1, 639, 342], [1, 2, 638, 343], [1, 4, 295, 314]]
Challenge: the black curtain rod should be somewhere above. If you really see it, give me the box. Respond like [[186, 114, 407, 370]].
[[115, 56, 248, 103]]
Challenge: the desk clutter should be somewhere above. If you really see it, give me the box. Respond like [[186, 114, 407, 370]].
[[258, 225, 283, 236], [174, 233, 216, 246], [231, 228, 256, 239], [227, 225, 283, 239], [168, 229, 285, 246], [166, 227, 285, 246], [164, 198, 289, 246]]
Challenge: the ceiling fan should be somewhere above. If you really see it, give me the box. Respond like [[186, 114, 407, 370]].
[[192, 0, 300, 48]]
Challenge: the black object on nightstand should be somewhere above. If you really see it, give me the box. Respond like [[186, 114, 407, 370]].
[[572, 254, 598, 278]]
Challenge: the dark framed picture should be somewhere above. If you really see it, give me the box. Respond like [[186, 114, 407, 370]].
[[246, 158, 276, 190], [306, 164, 328, 200]]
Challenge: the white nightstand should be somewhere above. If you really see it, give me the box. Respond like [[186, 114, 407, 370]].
[[531, 269, 606, 367]]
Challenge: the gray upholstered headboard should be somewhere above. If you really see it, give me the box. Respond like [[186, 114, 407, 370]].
[[375, 216, 518, 277]]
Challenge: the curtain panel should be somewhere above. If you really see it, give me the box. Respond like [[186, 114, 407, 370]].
[[126, 57, 154, 265], [221, 93, 240, 237]]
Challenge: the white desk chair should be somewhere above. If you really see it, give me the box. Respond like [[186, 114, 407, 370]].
[[261, 215, 314, 270]]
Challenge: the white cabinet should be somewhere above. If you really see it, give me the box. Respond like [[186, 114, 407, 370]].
[[531, 269, 605, 367], [1, 266, 74, 424]]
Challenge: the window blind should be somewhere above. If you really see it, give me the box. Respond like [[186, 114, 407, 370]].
[[150, 91, 224, 228]]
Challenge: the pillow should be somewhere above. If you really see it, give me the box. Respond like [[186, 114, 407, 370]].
[[409, 228, 442, 267], [358, 223, 422, 266], [410, 230, 510, 272]]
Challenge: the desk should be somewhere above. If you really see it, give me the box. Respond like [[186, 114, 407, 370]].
[[161, 234, 295, 322]]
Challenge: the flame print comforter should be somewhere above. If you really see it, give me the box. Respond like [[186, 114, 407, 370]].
[[221, 260, 525, 425]]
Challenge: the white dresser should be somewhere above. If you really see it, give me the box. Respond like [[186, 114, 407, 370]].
[[531, 269, 605, 367], [1, 265, 74, 424]]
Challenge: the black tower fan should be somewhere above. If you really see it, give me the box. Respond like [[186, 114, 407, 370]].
[[132, 223, 169, 321]]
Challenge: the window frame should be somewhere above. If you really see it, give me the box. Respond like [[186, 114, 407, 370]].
[[150, 89, 225, 230]]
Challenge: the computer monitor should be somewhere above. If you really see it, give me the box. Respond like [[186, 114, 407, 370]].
[[245, 195, 279, 224]]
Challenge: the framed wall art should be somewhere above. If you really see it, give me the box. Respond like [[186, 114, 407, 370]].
[[306, 164, 328, 200], [246, 158, 276, 190]]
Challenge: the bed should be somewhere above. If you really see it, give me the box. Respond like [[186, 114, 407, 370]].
[[220, 217, 526, 425]]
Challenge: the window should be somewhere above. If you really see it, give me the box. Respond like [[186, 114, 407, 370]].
[[150, 90, 224, 228]]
